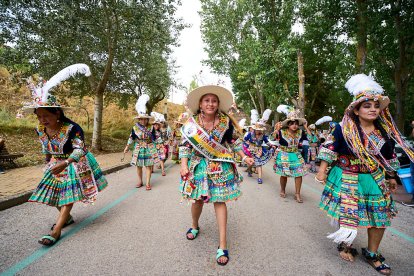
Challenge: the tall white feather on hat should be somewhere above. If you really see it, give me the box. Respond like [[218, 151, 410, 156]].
[[41, 64, 91, 102], [315, 116, 333, 125], [276, 104, 293, 116], [251, 109, 259, 124], [135, 94, 150, 116], [238, 118, 246, 129], [259, 109, 272, 124], [24, 63, 91, 111], [345, 74, 383, 96]]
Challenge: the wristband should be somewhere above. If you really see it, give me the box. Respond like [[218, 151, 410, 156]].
[[242, 156, 248, 163], [64, 160, 70, 166]]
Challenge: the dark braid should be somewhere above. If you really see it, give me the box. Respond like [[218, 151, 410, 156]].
[[352, 115, 365, 144]]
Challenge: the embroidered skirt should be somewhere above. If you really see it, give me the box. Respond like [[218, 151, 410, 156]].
[[29, 152, 108, 207], [131, 142, 159, 167], [273, 150, 307, 177], [179, 158, 242, 203], [253, 147, 274, 166], [320, 166, 396, 228]]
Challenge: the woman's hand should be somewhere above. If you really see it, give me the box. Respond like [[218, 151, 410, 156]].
[[123, 146, 129, 154], [388, 179, 398, 193], [50, 161, 68, 175], [315, 171, 327, 184], [244, 157, 254, 166], [180, 164, 189, 178]]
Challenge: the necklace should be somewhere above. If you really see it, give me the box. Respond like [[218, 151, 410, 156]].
[[45, 122, 64, 140], [200, 113, 217, 141]]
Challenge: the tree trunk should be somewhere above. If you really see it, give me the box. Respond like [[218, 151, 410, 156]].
[[355, 0, 367, 73], [92, 91, 104, 150], [392, 0, 411, 131], [91, 6, 119, 151], [297, 49, 305, 117]]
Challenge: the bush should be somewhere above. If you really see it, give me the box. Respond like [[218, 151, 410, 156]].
[[110, 129, 129, 140]]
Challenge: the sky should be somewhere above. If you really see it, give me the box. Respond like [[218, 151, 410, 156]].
[[169, 0, 231, 104]]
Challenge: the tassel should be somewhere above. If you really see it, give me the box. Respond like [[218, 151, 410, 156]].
[[327, 228, 357, 246]]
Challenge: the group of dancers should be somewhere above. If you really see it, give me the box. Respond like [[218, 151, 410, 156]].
[[23, 64, 414, 274]]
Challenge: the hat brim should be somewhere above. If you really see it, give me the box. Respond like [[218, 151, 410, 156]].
[[252, 125, 266, 131], [134, 115, 153, 119], [22, 105, 72, 114], [186, 85, 234, 114], [346, 96, 389, 114], [282, 118, 307, 127]]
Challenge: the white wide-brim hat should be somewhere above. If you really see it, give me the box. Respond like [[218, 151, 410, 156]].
[[186, 85, 234, 114], [251, 122, 266, 131], [281, 117, 307, 127], [22, 105, 71, 114]]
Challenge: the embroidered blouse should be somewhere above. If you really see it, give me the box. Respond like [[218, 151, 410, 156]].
[[127, 123, 155, 145], [36, 121, 86, 162], [274, 129, 308, 150], [179, 113, 242, 159], [318, 123, 399, 173]]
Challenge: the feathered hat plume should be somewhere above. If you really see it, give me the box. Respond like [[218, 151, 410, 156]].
[[345, 74, 383, 97], [276, 104, 294, 116], [150, 111, 165, 123], [259, 109, 272, 124], [315, 116, 333, 126], [135, 94, 151, 118], [250, 109, 259, 124], [238, 118, 246, 128]]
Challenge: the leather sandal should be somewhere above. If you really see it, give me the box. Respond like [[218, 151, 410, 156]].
[[186, 227, 200, 240], [362, 248, 391, 275], [216, 248, 229, 266]]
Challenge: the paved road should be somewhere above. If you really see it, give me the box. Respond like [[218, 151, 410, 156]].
[[1, 161, 413, 275]]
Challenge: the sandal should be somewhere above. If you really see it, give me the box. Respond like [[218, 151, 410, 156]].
[[186, 227, 200, 240], [258, 178, 263, 184], [38, 234, 60, 246], [162, 170, 166, 176], [216, 248, 229, 266], [362, 248, 391, 275], [247, 172, 252, 177], [337, 242, 358, 262], [136, 183, 143, 188], [146, 185, 152, 191], [294, 194, 303, 203], [51, 216, 74, 231]]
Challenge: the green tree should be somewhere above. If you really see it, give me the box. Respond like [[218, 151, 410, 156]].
[[0, 0, 183, 150]]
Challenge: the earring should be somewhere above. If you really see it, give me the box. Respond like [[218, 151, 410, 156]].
[[57, 119, 60, 123]]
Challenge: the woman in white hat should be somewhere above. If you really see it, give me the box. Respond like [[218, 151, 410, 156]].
[[23, 64, 108, 246], [315, 74, 414, 274], [151, 112, 168, 176], [179, 85, 254, 266], [244, 109, 275, 184], [273, 105, 311, 203], [171, 112, 189, 163], [124, 94, 159, 190]]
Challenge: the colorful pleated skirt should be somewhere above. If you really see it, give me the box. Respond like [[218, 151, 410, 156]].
[[180, 158, 242, 203], [131, 142, 159, 167], [254, 147, 274, 166], [320, 166, 396, 228], [273, 150, 307, 177], [29, 152, 108, 207]]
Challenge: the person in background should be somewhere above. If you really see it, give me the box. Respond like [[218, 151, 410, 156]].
[[124, 94, 158, 190]]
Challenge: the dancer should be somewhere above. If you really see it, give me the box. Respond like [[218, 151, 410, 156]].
[[171, 112, 189, 163], [273, 105, 311, 203], [151, 112, 167, 176], [242, 110, 259, 175], [243, 109, 274, 184], [179, 85, 254, 266], [234, 118, 246, 166], [124, 94, 158, 190], [315, 74, 414, 275], [23, 64, 108, 246]]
